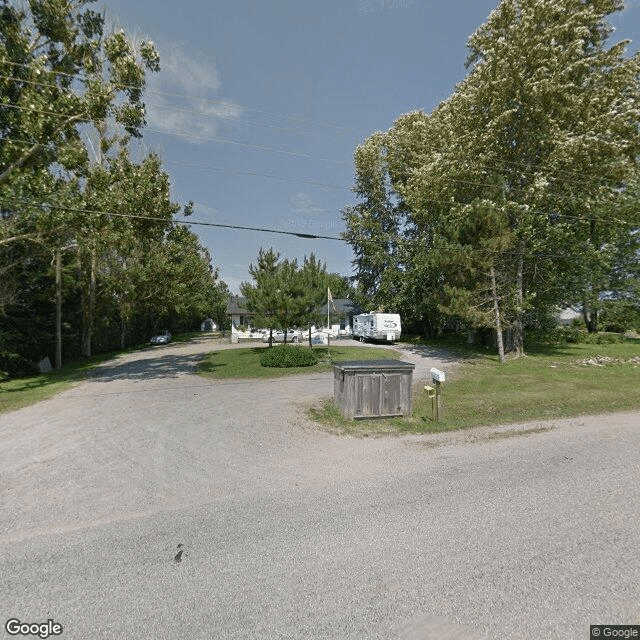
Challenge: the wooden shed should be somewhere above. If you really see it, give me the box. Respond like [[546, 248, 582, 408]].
[[333, 360, 415, 420]]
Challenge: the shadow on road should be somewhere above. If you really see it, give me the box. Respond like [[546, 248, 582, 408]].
[[396, 343, 463, 365], [87, 352, 204, 382]]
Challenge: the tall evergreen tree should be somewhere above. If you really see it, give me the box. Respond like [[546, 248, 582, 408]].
[[241, 248, 283, 346]]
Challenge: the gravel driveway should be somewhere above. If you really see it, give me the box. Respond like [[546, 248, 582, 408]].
[[1, 336, 638, 639]]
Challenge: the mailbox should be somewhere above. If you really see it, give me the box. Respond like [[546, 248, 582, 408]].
[[430, 367, 446, 383]]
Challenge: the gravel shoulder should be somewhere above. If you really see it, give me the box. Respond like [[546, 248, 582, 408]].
[[1, 336, 638, 639], [1, 337, 447, 542]]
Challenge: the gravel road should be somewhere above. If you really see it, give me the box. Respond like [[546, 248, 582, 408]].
[[1, 336, 638, 639]]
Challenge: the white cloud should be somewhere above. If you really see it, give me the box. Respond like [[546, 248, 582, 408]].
[[145, 40, 244, 142], [289, 192, 328, 216], [191, 202, 218, 217], [287, 192, 340, 234], [159, 45, 221, 94]]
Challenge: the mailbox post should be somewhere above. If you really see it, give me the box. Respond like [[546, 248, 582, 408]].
[[430, 367, 445, 421]]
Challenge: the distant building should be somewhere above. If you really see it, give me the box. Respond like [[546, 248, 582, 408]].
[[557, 307, 583, 326], [226, 295, 360, 333], [226, 296, 254, 329], [317, 298, 361, 333]]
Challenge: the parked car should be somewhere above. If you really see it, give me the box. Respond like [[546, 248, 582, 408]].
[[150, 330, 171, 345], [310, 332, 328, 345], [262, 329, 302, 343]]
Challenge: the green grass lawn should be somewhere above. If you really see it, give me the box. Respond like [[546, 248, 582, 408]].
[[197, 345, 404, 379], [0, 332, 213, 416], [0, 351, 123, 415], [309, 338, 640, 435]]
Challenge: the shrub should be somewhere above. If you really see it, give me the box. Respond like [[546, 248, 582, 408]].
[[535, 327, 584, 344], [260, 345, 318, 368], [537, 327, 624, 345], [582, 331, 624, 344], [600, 298, 640, 333], [0, 351, 40, 380]]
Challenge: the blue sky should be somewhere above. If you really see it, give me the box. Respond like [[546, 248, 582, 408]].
[[102, 0, 640, 294]]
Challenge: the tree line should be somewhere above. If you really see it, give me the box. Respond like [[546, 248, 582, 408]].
[[0, 0, 228, 376], [342, 0, 640, 361]]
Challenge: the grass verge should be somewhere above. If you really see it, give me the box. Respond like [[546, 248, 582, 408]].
[[0, 351, 123, 416], [0, 332, 223, 416], [197, 345, 404, 379], [308, 338, 640, 436]]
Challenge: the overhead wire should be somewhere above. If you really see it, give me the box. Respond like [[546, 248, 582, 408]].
[[0, 102, 350, 165], [1, 121, 631, 202], [1, 131, 637, 229], [0, 63, 359, 135], [1, 68, 635, 186], [0, 133, 352, 189], [2, 195, 636, 261], [2, 65, 638, 237], [0, 195, 344, 241]]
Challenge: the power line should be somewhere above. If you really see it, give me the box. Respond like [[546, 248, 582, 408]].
[[0, 64, 360, 135], [162, 159, 350, 191], [145, 101, 357, 140], [0, 102, 351, 165], [2, 123, 628, 201], [1, 133, 353, 191], [143, 126, 349, 165], [2, 100, 629, 192], [4, 195, 636, 261], [1, 141, 636, 227], [2, 68, 634, 186], [0, 196, 344, 240]]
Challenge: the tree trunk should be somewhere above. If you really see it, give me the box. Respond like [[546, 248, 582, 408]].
[[490, 266, 506, 363], [513, 245, 525, 357], [55, 248, 62, 369], [120, 314, 127, 350], [582, 300, 598, 333], [81, 250, 96, 358], [583, 220, 600, 333]]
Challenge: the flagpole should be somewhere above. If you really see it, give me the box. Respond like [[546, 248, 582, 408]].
[[327, 287, 331, 353]]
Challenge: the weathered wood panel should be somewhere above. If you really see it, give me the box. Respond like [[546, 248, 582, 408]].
[[333, 361, 414, 420]]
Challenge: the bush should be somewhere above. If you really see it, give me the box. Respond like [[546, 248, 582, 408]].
[[0, 351, 40, 380], [600, 298, 640, 334], [260, 345, 318, 368], [582, 331, 624, 344], [537, 327, 624, 345], [533, 327, 583, 344]]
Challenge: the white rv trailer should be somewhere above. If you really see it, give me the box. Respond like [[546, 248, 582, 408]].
[[352, 313, 401, 343]]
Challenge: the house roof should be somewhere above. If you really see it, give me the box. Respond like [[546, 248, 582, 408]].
[[227, 296, 359, 317], [319, 298, 360, 315], [226, 296, 252, 316]]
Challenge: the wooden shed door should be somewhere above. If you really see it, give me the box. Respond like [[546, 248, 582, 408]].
[[354, 373, 402, 417], [380, 373, 401, 416]]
